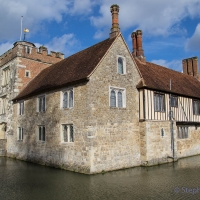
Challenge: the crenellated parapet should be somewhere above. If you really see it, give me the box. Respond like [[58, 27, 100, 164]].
[[0, 41, 64, 67]]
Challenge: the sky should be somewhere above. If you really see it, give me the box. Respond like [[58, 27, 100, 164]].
[[0, 0, 200, 72]]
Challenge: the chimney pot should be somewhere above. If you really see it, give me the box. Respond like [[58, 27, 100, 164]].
[[110, 4, 120, 38], [131, 30, 145, 62]]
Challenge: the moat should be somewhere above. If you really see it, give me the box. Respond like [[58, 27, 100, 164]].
[[1, 156, 200, 200]]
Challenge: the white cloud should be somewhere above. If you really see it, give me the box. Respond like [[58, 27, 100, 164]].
[[0, 42, 13, 56], [35, 34, 80, 57], [0, 0, 96, 42], [150, 59, 182, 72], [185, 23, 200, 51], [91, 0, 200, 38]]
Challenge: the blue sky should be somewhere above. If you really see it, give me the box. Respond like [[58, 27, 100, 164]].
[[0, 0, 200, 72]]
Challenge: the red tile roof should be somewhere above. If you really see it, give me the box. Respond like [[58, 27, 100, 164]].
[[14, 37, 116, 101], [135, 59, 200, 99]]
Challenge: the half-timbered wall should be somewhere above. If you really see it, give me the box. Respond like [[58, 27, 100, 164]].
[[139, 89, 200, 122]]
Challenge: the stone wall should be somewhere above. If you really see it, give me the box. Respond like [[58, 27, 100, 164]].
[[139, 121, 173, 166], [0, 139, 7, 156], [7, 83, 92, 174], [176, 126, 200, 158], [87, 36, 142, 173], [7, 35, 142, 174]]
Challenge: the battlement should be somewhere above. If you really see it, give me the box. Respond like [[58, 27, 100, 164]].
[[0, 41, 64, 67]]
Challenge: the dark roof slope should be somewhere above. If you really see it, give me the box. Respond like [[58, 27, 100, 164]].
[[14, 37, 116, 101], [136, 59, 200, 99]]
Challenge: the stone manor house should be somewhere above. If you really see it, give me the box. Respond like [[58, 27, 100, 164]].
[[0, 5, 200, 174]]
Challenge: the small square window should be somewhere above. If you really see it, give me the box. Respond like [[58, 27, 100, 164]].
[[25, 71, 30, 77], [61, 124, 74, 143], [170, 95, 178, 107], [38, 126, 45, 141], [18, 127, 24, 141], [37, 95, 46, 112]]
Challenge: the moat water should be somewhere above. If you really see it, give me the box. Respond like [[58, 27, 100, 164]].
[[1, 156, 200, 200]]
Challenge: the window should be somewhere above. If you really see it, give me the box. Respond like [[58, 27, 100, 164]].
[[117, 56, 126, 74], [25, 70, 30, 77], [38, 126, 45, 141], [61, 124, 74, 142], [38, 95, 46, 112], [154, 93, 165, 112], [193, 100, 200, 115], [18, 127, 24, 140], [2, 67, 10, 86], [62, 89, 73, 108], [170, 95, 178, 107], [161, 128, 165, 137], [177, 126, 188, 139], [19, 101, 24, 115], [0, 97, 7, 114], [25, 46, 32, 54], [110, 87, 126, 108]]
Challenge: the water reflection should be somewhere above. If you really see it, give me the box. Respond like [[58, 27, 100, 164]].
[[1, 156, 200, 199]]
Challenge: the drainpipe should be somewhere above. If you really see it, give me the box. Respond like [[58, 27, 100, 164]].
[[168, 79, 175, 160]]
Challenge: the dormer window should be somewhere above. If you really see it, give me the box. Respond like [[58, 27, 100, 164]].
[[117, 56, 126, 74]]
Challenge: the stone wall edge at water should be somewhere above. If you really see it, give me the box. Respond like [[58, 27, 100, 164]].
[[0, 139, 7, 156]]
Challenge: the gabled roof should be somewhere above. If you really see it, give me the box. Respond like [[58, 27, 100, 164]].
[[135, 59, 200, 99], [14, 36, 117, 101]]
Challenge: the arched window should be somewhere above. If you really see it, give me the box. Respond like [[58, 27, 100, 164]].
[[63, 92, 68, 108], [69, 90, 73, 108], [110, 90, 116, 107], [118, 57, 123, 74], [118, 91, 123, 107]]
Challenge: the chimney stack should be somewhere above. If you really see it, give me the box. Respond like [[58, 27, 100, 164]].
[[110, 4, 120, 39], [131, 30, 145, 62], [182, 57, 199, 78]]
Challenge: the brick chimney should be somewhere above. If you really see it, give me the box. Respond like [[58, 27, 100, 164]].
[[110, 4, 120, 39], [182, 57, 199, 78], [131, 30, 145, 62]]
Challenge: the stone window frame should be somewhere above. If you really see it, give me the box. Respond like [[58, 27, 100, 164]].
[[60, 124, 74, 143], [193, 99, 200, 115], [37, 94, 46, 112], [25, 70, 31, 78], [60, 88, 74, 109], [117, 55, 126, 75], [154, 92, 165, 112], [177, 126, 189, 139], [109, 86, 126, 108], [0, 96, 7, 115], [1, 66, 10, 86], [25, 46, 32, 54], [17, 127, 24, 141], [37, 125, 46, 142], [18, 101, 24, 115]]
